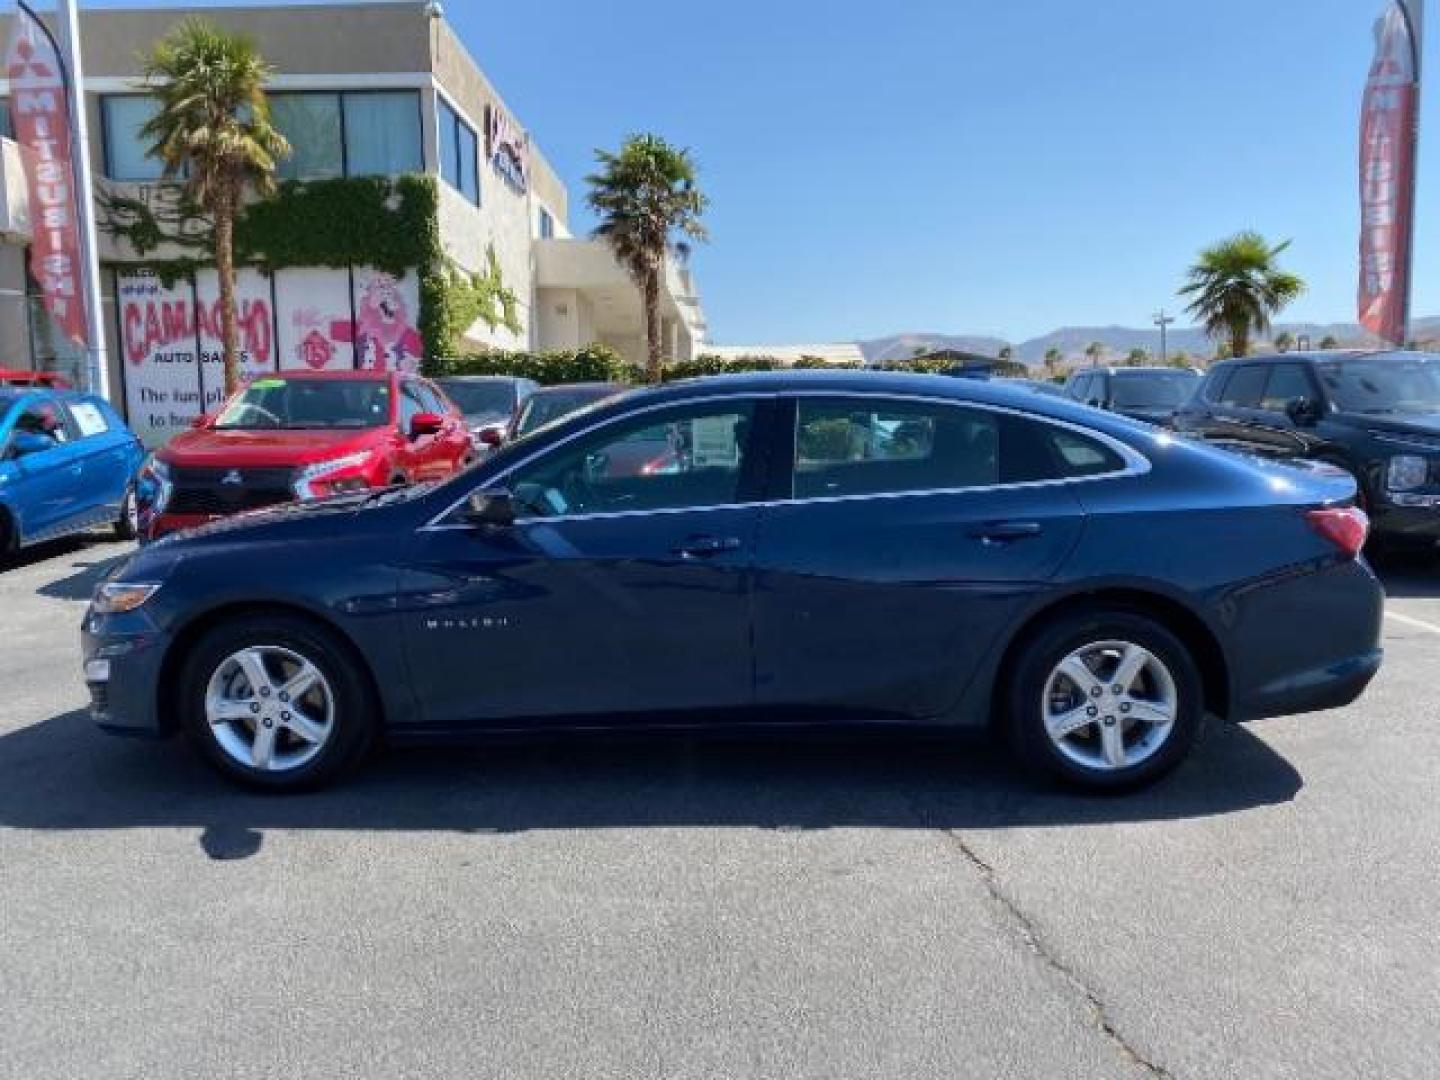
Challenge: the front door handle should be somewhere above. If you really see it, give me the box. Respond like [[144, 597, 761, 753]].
[[673, 535, 743, 558], [968, 521, 1043, 545]]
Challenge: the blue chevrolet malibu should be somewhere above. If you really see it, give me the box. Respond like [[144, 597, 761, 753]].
[[1, 388, 144, 553], [81, 371, 1384, 792]]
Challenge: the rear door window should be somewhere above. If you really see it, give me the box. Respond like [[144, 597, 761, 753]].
[[792, 399, 999, 498], [1258, 364, 1316, 412], [1217, 365, 1267, 408]]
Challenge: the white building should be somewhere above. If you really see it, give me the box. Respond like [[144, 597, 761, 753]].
[[0, 1, 709, 442]]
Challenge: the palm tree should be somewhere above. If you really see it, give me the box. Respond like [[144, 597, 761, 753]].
[[586, 134, 708, 382], [1179, 231, 1305, 361], [1273, 331, 1295, 354], [1085, 341, 1105, 367], [1125, 347, 1149, 366], [141, 18, 288, 396], [1319, 335, 1340, 350], [1043, 347, 1061, 373]]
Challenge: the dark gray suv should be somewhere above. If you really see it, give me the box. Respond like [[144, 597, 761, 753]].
[[1173, 350, 1440, 550]]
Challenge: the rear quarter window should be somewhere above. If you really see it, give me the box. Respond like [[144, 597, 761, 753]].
[[1003, 417, 1129, 482]]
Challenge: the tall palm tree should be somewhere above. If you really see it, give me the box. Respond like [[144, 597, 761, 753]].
[[1043, 347, 1061, 373], [586, 134, 708, 383], [1085, 341, 1104, 367], [1179, 232, 1304, 361], [142, 18, 288, 395]]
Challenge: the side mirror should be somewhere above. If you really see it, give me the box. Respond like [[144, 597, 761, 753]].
[[409, 411, 444, 439], [477, 427, 504, 448], [9, 431, 54, 458], [461, 488, 516, 527], [1285, 397, 1321, 427]]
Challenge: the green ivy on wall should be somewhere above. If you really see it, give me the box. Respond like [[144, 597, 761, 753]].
[[98, 173, 515, 369]]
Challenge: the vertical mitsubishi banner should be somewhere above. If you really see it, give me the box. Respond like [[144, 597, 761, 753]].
[[1360, 0, 1424, 346], [4, 4, 86, 348]]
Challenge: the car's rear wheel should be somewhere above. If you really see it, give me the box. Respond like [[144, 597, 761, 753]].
[[113, 487, 138, 541], [178, 614, 376, 791], [1006, 610, 1203, 791]]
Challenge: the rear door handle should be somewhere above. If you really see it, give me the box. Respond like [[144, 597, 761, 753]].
[[673, 535, 743, 558], [968, 521, 1043, 544]]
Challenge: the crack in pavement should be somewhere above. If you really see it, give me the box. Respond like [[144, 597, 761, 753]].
[[921, 814, 1175, 1079]]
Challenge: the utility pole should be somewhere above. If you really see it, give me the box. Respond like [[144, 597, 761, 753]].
[[1154, 310, 1175, 365], [56, 0, 109, 400]]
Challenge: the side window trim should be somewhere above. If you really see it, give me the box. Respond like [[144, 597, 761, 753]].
[[421, 392, 1149, 529]]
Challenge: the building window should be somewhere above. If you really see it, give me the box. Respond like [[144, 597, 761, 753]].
[[263, 90, 422, 181], [538, 207, 555, 239], [270, 93, 343, 180], [343, 91, 423, 177], [101, 95, 166, 181], [437, 97, 480, 205]]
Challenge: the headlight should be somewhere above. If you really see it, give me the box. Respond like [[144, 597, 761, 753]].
[[292, 452, 375, 500], [136, 455, 173, 513], [1387, 454, 1431, 491], [92, 582, 162, 614]]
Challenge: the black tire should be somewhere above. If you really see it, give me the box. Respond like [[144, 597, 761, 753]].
[[0, 510, 16, 558], [177, 613, 378, 791], [113, 487, 138, 541], [1005, 609, 1205, 792]]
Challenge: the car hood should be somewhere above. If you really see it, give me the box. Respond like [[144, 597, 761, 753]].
[[1336, 410, 1440, 441], [158, 426, 386, 468], [1113, 406, 1179, 425]]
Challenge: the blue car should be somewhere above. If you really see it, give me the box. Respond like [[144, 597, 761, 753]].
[[1, 388, 144, 554], [82, 371, 1383, 793]]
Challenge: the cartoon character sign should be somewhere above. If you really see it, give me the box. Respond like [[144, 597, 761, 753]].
[[351, 271, 423, 372]]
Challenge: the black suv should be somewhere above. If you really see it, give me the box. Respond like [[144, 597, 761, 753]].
[[1064, 367, 1201, 425], [1173, 350, 1440, 549]]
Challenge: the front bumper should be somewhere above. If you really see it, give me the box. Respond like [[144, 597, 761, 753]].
[[1369, 499, 1440, 546], [81, 609, 171, 738]]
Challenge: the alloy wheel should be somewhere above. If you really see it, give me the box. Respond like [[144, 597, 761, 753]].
[[204, 645, 335, 772], [1041, 639, 1178, 772]]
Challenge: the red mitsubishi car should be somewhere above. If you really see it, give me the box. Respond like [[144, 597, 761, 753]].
[[136, 370, 474, 541]]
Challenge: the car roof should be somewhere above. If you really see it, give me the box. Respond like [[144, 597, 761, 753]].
[[612, 368, 1129, 423], [531, 382, 625, 394], [435, 374, 529, 383], [1217, 349, 1415, 366], [248, 369, 393, 382]]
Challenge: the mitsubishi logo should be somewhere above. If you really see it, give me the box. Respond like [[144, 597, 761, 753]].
[[221, 469, 244, 486]]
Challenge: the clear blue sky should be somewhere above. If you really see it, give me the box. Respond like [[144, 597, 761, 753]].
[[84, 0, 1439, 344]]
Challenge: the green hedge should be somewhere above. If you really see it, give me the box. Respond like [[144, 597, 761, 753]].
[[433, 344, 633, 385], [430, 348, 1016, 387]]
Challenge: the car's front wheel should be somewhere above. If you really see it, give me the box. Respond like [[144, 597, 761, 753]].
[[1006, 610, 1204, 791], [178, 614, 377, 790]]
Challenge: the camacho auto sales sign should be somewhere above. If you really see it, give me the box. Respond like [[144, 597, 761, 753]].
[[5, 8, 87, 346]]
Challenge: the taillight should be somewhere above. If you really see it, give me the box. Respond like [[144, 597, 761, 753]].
[[1306, 506, 1369, 557]]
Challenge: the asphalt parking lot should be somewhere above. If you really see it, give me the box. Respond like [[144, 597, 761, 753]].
[[1, 537, 1437, 1080]]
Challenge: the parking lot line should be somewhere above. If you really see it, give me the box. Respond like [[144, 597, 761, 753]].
[[1385, 610, 1440, 636]]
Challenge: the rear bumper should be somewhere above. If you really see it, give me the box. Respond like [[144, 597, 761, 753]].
[[1225, 557, 1385, 722]]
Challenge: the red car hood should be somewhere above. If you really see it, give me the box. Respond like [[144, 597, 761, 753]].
[[157, 426, 388, 468]]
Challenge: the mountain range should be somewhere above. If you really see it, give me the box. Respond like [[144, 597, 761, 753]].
[[859, 318, 1440, 367]]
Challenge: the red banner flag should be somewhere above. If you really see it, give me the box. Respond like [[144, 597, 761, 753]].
[[5, 7, 87, 346], [1359, 1, 1422, 346]]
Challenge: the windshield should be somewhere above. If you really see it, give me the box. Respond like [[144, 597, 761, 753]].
[[437, 381, 516, 420], [514, 388, 618, 437], [213, 377, 392, 430], [1111, 372, 1199, 410], [1316, 355, 1440, 415]]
